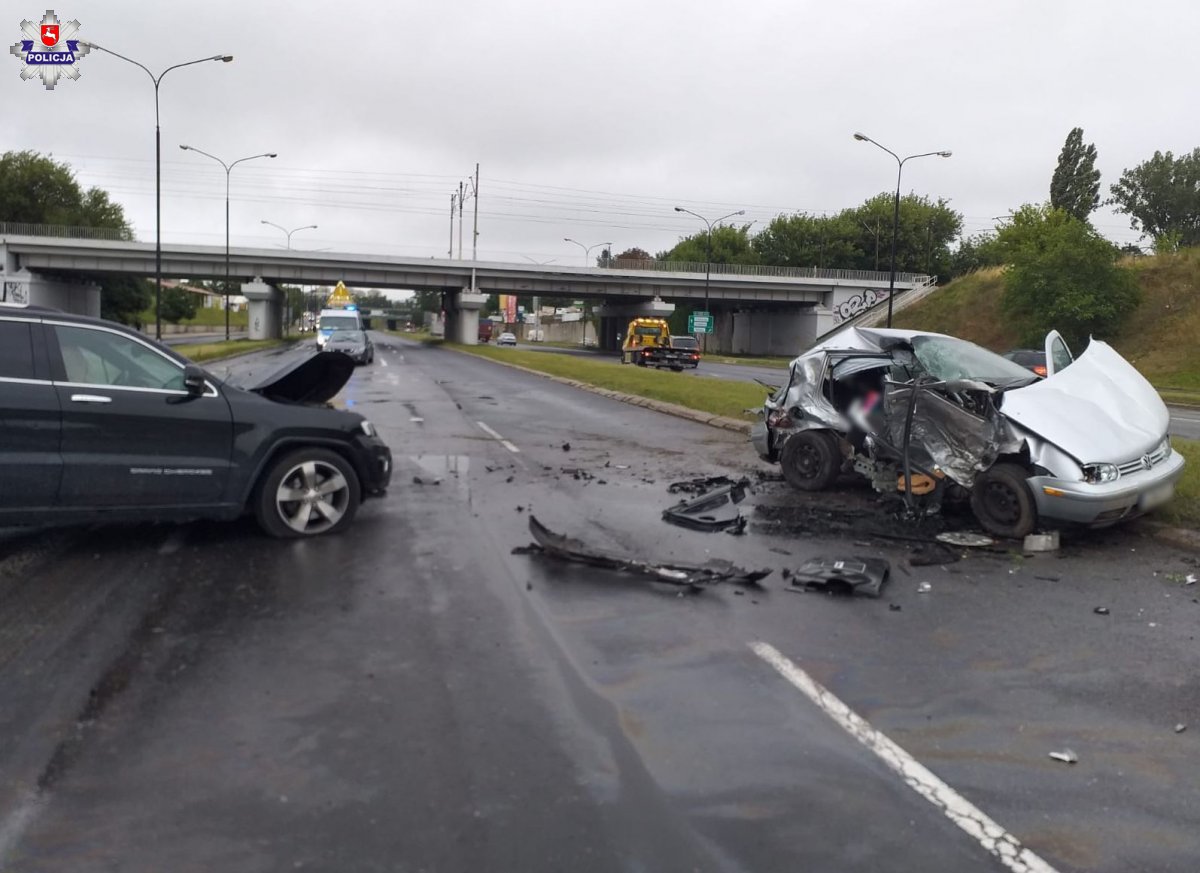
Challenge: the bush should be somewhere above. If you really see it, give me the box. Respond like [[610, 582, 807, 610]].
[[998, 204, 1140, 348]]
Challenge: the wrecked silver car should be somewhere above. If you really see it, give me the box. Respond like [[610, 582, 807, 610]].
[[752, 328, 1185, 538]]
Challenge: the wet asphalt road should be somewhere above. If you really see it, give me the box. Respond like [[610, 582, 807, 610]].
[[512, 342, 1200, 439], [1, 333, 1199, 872]]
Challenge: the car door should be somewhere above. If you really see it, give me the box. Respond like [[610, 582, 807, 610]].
[[0, 316, 62, 509], [1043, 330, 1074, 378], [47, 321, 234, 509]]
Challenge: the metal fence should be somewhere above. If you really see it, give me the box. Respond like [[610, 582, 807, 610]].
[[0, 221, 136, 241], [601, 257, 927, 284]]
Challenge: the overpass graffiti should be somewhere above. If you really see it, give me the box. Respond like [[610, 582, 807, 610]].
[[833, 288, 890, 324]]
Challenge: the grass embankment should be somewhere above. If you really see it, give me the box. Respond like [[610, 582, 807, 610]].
[[178, 339, 288, 363], [386, 329, 440, 343], [893, 253, 1200, 406], [1160, 438, 1200, 528], [139, 307, 250, 329], [453, 343, 767, 421]]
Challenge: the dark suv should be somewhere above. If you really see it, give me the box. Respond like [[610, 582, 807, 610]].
[[0, 305, 391, 538]]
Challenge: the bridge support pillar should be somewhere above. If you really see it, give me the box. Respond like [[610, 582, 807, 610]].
[[447, 289, 488, 345], [0, 252, 99, 315], [242, 278, 283, 339], [721, 307, 819, 356]]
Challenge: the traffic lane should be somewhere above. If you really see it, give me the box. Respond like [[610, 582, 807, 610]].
[[1168, 405, 1200, 440], [342, 338, 1020, 870], [2, 377, 722, 872], [391, 338, 1200, 870]]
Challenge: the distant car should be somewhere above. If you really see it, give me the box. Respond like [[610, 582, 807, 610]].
[[1003, 349, 1047, 378], [324, 328, 374, 365], [669, 335, 701, 369], [497, 332, 517, 346], [0, 304, 392, 538]]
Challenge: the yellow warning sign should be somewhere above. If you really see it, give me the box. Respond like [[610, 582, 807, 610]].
[[326, 281, 354, 308]]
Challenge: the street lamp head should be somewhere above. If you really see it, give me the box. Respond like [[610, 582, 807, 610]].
[[673, 206, 684, 212], [217, 55, 233, 63], [853, 132, 869, 141], [267, 153, 278, 158], [735, 210, 746, 216], [937, 150, 953, 158], [179, 144, 190, 151]]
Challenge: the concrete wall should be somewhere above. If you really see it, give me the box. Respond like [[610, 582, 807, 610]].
[[0, 265, 100, 316]]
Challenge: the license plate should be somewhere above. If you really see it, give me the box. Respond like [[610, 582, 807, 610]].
[[1140, 483, 1175, 510]]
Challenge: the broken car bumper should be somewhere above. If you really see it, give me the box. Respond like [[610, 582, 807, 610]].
[[1029, 450, 1185, 526]]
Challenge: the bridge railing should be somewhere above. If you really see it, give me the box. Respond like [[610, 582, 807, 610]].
[[0, 221, 136, 241], [601, 257, 927, 284]]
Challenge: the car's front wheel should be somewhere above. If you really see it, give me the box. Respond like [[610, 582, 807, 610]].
[[255, 448, 362, 538], [970, 462, 1037, 539], [780, 430, 841, 491]]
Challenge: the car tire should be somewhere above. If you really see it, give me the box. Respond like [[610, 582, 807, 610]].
[[780, 430, 841, 492], [970, 462, 1037, 539], [254, 448, 362, 539]]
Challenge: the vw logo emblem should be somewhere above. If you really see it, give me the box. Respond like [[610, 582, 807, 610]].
[[1141, 454, 1153, 470]]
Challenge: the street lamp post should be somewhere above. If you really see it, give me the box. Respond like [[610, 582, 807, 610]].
[[261, 220, 318, 250], [179, 146, 277, 341], [563, 239, 611, 347], [83, 42, 232, 340], [671, 207, 745, 351], [853, 132, 951, 328]]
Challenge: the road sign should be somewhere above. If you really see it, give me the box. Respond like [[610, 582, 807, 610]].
[[688, 311, 713, 334]]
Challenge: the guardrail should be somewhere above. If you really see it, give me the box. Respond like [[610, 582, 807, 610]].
[[0, 221, 135, 241], [602, 258, 928, 284]]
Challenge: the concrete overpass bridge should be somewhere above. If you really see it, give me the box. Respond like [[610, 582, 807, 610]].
[[0, 226, 931, 353]]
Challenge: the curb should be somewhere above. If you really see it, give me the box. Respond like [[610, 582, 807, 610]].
[[446, 347, 754, 435], [185, 339, 295, 366]]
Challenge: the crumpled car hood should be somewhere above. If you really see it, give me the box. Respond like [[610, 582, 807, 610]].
[[248, 351, 355, 404], [1000, 340, 1167, 462]]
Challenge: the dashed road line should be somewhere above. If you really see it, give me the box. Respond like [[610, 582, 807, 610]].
[[749, 641, 1060, 873], [476, 421, 521, 453]]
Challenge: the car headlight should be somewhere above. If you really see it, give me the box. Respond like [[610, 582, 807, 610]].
[[360, 420, 377, 438], [1158, 436, 1172, 458], [1081, 463, 1119, 484]]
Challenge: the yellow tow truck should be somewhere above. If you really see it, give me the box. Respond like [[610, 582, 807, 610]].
[[620, 317, 694, 370]]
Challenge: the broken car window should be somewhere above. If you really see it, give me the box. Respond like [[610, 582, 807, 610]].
[[911, 335, 1035, 386]]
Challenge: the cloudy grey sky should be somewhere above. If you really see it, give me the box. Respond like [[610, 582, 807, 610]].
[[4, 0, 1197, 264]]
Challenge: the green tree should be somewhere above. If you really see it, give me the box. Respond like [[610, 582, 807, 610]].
[[949, 231, 1006, 277], [997, 204, 1140, 348], [613, 247, 653, 264], [1108, 148, 1200, 247], [844, 193, 962, 278], [1049, 127, 1101, 221], [159, 287, 199, 323], [753, 213, 862, 269], [662, 224, 758, 264], [99, 277, 153, 327]]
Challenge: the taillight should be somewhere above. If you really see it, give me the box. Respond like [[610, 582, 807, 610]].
[[1033, 365, 1047, 377], [691, 354, 699, 360]]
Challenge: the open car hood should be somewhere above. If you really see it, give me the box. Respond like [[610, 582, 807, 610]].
[[248, 351, 355, 405], [1000, 340, 1168, 462]]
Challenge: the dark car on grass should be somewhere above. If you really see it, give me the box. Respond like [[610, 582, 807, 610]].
[[0, 304, 391, 538], [669, 335, 701, 369]]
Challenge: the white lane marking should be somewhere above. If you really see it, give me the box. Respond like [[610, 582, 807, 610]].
[[749, 642, 1060, 873], [380, 357, 389, 367], [0, 790, 44, 866], [476, 421, 521, 453]]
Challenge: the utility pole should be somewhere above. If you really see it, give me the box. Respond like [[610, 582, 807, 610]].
[[457, 181, 465, 260], [448, 192, 456, 258], [471, 163, 480, 260]]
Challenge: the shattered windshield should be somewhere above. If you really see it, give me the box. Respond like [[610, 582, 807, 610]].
[[911, 336, 1037, 386]]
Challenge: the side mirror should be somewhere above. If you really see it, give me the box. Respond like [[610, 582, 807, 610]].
[[183, 364, 207, 396]]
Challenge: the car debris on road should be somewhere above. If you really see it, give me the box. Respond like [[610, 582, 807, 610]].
[[1048, 749, 1079, 764], [662, 480, 748, 532], [516, 516, 771, 592], [783, 557, 891, 598]]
